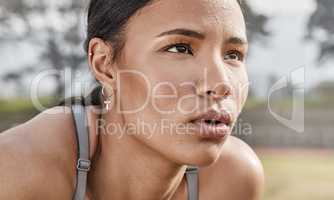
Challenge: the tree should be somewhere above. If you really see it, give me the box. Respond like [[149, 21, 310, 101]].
[[0, 0, 87, 97], [1, 66, 35, 97], [306, 0, 334, 64], [241, 1, 270, 99], [242, 1, 270, 44]]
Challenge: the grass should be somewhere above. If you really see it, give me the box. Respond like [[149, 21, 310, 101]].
[[243, 98, 265, 110], [243, 97, 334, 112], [0, 97, 58, 131], [257, 149, 334, 200], [0, 96, 56, 113]]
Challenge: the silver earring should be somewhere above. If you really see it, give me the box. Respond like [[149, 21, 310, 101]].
[[101, 85, 114, 111]]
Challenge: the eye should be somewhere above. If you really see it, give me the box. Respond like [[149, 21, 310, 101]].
[[224, 50, 244, 62], [165, 43, 194, 55]]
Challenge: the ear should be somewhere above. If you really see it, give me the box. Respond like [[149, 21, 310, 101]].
[[88, 38, 116, 86]]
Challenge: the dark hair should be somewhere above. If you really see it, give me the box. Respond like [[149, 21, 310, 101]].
[[62, 0, 155, 107], [84, 0, 155, 62]]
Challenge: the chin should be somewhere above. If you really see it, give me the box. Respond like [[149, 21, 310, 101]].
[[191, 146, 224, 167], [172, 137, 228, 167]]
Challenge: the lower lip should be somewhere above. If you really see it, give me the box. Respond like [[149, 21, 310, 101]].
[[190, 121, 231, 139]]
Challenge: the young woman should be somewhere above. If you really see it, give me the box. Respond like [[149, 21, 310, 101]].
[[0, 0, 264, 199]]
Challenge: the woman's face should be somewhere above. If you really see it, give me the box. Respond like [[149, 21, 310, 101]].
[[112, 0, 248, 166]]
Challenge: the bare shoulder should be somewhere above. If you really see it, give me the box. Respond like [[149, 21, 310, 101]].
[[0, 106, 77, 199], [199, 136, 265, 200]]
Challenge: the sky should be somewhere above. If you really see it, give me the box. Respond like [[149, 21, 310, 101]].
[[249, 0, 316, 15], [0, 0, 333, 98], [247, 0, 334, 97]]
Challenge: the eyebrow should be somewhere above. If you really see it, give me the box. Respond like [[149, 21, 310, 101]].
[[156, 28, 248, 46], [225, 37, 248, 46], [156, 28, 205, 40]]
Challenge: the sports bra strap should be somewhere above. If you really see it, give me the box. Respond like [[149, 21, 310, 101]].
[[70, 100, 198, 200], [185, 166, 199, 200], [71, 103, 91, 200]]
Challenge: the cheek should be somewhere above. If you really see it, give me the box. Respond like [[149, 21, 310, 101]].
[[139, 59, 199, 114], [232, 68, 249, 113], [118, 71, 151, 113], [151, 83, 179, 114]]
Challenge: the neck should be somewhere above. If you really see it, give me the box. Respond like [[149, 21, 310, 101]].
[[88, 109, 187, 200]]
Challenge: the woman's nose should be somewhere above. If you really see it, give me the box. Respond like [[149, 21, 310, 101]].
[[196, 54, 234, 101], [196, 80, 232, 101]]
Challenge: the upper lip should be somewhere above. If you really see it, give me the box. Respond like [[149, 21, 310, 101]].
[[189, 108, 233, 126]]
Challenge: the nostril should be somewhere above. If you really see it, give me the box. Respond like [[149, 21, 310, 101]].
[[206, 90, 216, 96]]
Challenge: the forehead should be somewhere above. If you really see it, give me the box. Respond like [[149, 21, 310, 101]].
[[126, 0, 246, 39]]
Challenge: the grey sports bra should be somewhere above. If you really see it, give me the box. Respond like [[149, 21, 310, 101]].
[[70, 102, 199, 200]]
